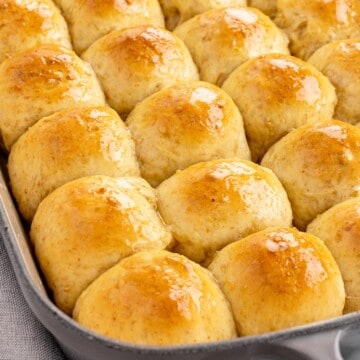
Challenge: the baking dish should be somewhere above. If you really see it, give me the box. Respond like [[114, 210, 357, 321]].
[[1, 162, 360, 360]]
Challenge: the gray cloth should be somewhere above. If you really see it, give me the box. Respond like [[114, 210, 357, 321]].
[[0, 237, 66, 360]]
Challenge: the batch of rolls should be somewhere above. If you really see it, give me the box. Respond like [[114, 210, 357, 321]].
[[2, 0, 360, 346]]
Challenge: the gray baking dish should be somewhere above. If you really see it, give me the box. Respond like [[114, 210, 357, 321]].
[[1, 163, 360, 360]]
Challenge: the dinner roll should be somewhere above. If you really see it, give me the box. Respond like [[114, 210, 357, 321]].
[[31, 176, 173, 315], [82, 26, 199, 118], [0, 45, 105, 151], [158, 0, 246, 30], [54, 0, 164, 54], [0, 0, 71, 63], [157, 159, 292, 264], [261, 120, 360, 230], [222, 53, 337, 162], [248, 0, 277, 18], [126, 81, 251, 186], [8, 107, 140, 222], [174, 7, 289, 86], [275, 0, 360, 60], [208, 227, 345, 336], [307, 198, 360, 313], [73, 250, 237, 345], [308, 39, 360, 125]]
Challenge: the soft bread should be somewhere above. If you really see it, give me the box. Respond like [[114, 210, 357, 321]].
[[157, 159, 292, 264], [208, 227, 345, 336], [73, 250, 237, 345], [222, 53, 337, 162], [0, 44, 105, 150], [8, 107, 140, 222], [158, 0, 246, 30], [307, 198, 360, 313], [0, 0, 71, 63], [308, 39, 360, 125], [126, 81, 250, 186], [275, 0, 360, 60], [82, 25, 199, 118], [174, 7, 289, 86], [261, 120, 360, 230], [31, 176, 173, 315], [54, 0, 164, 53]]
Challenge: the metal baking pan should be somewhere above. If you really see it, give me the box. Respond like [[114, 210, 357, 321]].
[[1, 162, 360, 360]]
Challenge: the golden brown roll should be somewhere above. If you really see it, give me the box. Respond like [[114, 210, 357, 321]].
[[275, 0, 360, 60], [222, 53, 337, 162], [54, 0, 164, 54], [308, 39, 360, 125], [82, 26, 199, 118], [157, 159, 292, 264], [159, 0, 246, 30], [126, 81, 251, 186], [8, 107, 140, 222], [0, 45, 105, 151], [248, 0, 277, 18], [73, 250, 237, 345], [31, 176, 173, 315], [0, 0, 71, 63], [174, 7, 289, 86], [208, 227, 345, 336], [307, 197, 360, 313], [261, 120, 360, 230]]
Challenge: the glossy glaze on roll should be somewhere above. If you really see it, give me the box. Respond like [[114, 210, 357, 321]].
[[222, 53, 337, 162], [0, 44, 105, 150], [31, 176, 173, 315], [157, 159, 292, 264], [126, 81, 250, 186], [54, 0, 164, 53], [0, 0, 71, 63], [82, 25, 199, 118], [8, 107, 140, 222], [261, 120, 360, 230], [208, 227, 345, 336], [275, 0, 360, 60], [307, 198, 360, 313], [158, 0, 246, 30], [73, 250, 237, 345], [308, 39, 360, 125], [174, 7, 289, 86]]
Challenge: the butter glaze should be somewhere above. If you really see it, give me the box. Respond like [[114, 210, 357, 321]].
[[308, 39, 360, 124], [275, 0, 360, 59], [222, 53, 336, 162], [30, 177, 173, 315], [209, 227, 345, 336], [0, 44, 105, 150], [73, 250, 237, 345], [8, 106, 139, 222], [126, 81, 250, 186], [157, 159, 292, 264], [158, 0, 246, 30], [174, 7, 289, 86], [0, 0, 71, 63], [54, 0, 164, 53], [261, 120, 360, 230], [308, 197, 360, 312], [82, 25, 198, 118]]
